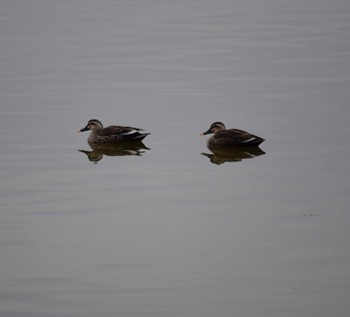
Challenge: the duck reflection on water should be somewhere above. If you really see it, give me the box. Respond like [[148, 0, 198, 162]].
[[202, 145, 265, 165], [79, 142, 150, 163]]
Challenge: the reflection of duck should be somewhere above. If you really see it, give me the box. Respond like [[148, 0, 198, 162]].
[[201, 122, 264, 147], [79, 142, 150, 163], [202, 146, 265, 165], [78, 119, 150, 145]]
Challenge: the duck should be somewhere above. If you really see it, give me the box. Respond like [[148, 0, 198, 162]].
[[78, 119, 150, 145], [201, 122, 264, 147]]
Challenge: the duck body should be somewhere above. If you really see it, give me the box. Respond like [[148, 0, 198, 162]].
[[201, 122, 264, 147], [79, 119, 150, 145]]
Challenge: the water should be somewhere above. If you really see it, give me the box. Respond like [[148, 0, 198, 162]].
[[1, 0, 350, 316]]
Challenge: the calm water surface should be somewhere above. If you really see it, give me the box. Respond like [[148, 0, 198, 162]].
[[1, 0, 350, 316]]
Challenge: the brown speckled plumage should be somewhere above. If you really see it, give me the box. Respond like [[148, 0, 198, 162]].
[[201, 122, 264, 147], [78, 119, 150, 145]]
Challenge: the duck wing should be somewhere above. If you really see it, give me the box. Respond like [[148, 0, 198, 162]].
[[99, 126, 144, 137], [98, 125, 149, 142], [214, 129, 264, 146]]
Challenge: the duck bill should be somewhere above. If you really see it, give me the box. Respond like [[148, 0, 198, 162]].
[[78, 125, 90, 132], [201, 129, 212, 135]]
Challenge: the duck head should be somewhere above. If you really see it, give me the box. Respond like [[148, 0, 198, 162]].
[[78, 119, 103, 133], [201, 122, 226, 135]]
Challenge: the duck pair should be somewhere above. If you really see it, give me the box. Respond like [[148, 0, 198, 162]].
[[78, 119, 264, 147]]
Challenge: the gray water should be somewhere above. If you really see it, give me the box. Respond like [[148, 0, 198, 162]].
[[1, 0, 350, 316]]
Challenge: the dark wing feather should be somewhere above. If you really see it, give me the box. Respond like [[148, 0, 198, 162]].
[[214, 129, 264, 145], [213, 129, 250, 140], [98, 126, 143, 136]]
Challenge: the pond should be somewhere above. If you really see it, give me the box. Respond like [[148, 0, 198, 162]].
[[1, 0, 350, 316]]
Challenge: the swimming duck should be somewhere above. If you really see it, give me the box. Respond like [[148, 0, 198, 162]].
[[201, 122, 264, 147], [78, 119, 150, 145]]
